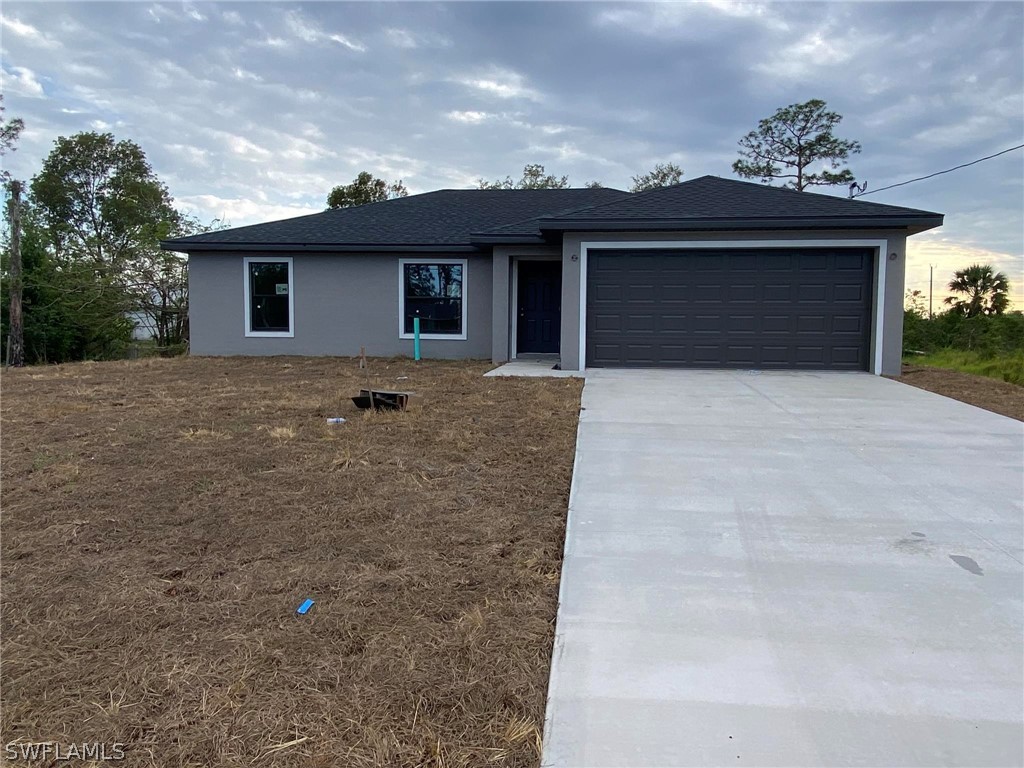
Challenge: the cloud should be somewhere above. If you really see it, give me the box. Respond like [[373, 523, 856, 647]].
[[147, 4, 205, 24], [176, 194, 320, 228], [0, 15, 58, 47], [384, 27, 450, 50], [3, 65, 45, 97], [231, 67, 262, 82], [453, 67, 541, 101], [385, 28, 418, 48], [447, 110, 493, 124], [167, 143, 209, 166], [284, 10, 365, 52], [751, 22, 885, 82], [209, 131, 272, 159], [594, 1, 787, 39]]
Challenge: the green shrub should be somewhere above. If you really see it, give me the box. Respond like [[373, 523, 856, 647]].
[[907, 348, 1024, 385], [903, 310, 1024, 356]]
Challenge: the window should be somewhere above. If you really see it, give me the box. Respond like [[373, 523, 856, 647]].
[[399, 260, 467, 339], [244, 257, 294, 337]]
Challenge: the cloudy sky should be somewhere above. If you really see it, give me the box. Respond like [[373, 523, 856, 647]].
[[2, 1, 1022, 305]]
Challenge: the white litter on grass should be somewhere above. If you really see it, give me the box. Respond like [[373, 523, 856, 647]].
[[326, 417, 346, 424]]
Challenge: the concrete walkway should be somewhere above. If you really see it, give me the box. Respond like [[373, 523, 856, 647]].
[[543, 370, 1024, 767]]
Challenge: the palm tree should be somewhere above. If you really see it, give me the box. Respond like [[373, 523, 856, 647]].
[[944, 264, 1010, 317]]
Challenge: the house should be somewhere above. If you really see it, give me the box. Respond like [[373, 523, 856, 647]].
[[161, 176, 943, 374]]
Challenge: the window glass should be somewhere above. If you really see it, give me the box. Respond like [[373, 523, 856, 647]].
[[249, 261, 290, 333], [403, 263, 463, 334]]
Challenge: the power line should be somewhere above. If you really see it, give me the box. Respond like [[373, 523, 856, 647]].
[[853, 144, 1024, 198]]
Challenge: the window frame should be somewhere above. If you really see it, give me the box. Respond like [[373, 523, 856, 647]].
[[397, 258, 468, 341], [243, 256, 295, 338]]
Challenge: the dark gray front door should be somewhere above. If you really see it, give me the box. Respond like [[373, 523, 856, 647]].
[[517, 261, 561, 354], [586, 248, 874, 369]]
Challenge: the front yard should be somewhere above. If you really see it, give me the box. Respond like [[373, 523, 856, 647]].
[[0, 357, 583, 767], [896, 363, 1024, 421]]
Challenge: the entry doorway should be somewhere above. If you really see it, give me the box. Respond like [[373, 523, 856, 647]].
[[516, 260, 561, 355]]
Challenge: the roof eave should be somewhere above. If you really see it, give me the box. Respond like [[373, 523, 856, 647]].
[[538, 215, 945, 233], [160, 241, 484, 254], [468, 233, 547, 245]]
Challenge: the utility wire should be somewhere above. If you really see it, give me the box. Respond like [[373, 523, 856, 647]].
[[853, 143, 1024, 197]]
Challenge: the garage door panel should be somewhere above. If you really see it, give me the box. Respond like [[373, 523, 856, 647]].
[[625, 313, 655, 333], [833, 315, 866, 334], [832, 346, 862, 365], [799, 252, 830, 270], [796, 315, 827, 334], [729, 284, 758, 302], [586, 248, 873, 370], [592, 284, 623, 303], [835, 251, 870, 270], [797, 284, 828, 302], [764, 284, 793, 302], [728, 315, 757, 333], [834, 284, 865, 302], [728, 253, 758, 271], [626, 284, 656, 303]]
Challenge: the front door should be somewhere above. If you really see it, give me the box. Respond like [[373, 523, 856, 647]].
[[517, 261, 561, 354]]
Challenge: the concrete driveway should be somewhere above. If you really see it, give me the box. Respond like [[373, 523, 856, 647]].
[[542, 370, 1023, 767]]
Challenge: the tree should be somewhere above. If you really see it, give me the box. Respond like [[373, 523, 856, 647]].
[[31, 132, 179, 267], [24, 132, 184, 360], [905, 289, 927, 317], [6, 181, 25, 366], [944, 264, 1010, 317], [2, 202, 134, 363], [126, 215, 224, 350], [2, 96, 26, 365], [478, 163, 569, 190], [0, 95, 25, 184], [327, 171, 407, 209], [584, 180, 604, 189], [631, 162, 683, 192], [732, 99, 861, 191]]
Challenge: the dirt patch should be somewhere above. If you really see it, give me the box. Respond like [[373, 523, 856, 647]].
[[0, 357, 583, 767], [894, 364, 1024, 421]]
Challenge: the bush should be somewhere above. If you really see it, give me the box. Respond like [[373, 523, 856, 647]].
[[911, 349, 1024, 386], [903, 310, 1024, 357]]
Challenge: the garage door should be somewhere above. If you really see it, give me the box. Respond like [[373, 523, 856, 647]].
[[586, 248, 874, 369]]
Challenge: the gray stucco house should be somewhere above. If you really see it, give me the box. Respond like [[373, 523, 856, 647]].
[[162, 176, 943, 375]]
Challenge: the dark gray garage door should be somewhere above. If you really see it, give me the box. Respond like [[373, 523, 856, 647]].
[[586, 248, 874, 369]]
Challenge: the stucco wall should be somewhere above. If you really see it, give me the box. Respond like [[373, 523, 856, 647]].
[[558, 229, 910, 375], [188, 252, 493, 359]]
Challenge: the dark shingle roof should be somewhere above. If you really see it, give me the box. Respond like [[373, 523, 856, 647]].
[[163, 176, 942, 253], [163, 187, 629, 251], [534, 175, 942, 231]]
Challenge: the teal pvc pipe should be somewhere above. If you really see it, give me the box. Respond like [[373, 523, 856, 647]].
[[413, 316, 421, 361]]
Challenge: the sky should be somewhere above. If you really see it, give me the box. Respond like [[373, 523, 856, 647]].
[[1, 0, 1022, 307]]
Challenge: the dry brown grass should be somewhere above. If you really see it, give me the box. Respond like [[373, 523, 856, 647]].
[[0, 356, 583, 767]]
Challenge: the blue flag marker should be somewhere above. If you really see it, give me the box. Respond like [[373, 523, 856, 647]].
[[296, 599, 315, 615]]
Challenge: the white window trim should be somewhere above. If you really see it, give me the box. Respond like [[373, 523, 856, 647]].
[[398, 258, 468, 341], [244, 256, 295, 338], [578, 239, 888, 375]]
